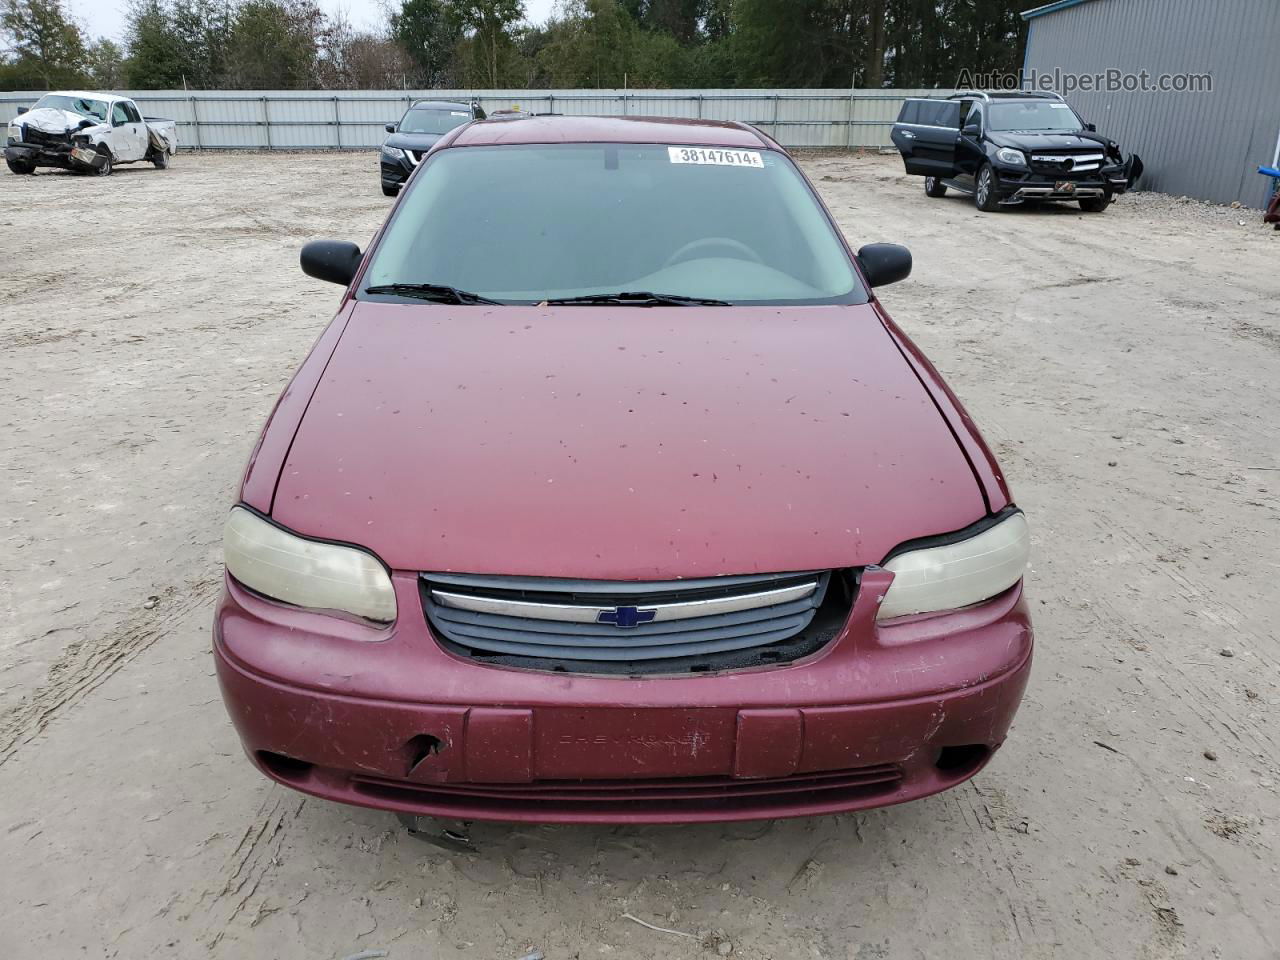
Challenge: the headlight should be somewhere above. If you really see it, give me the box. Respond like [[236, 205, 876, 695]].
[[381, 145, 405, 161], [877, 511, 1030, 620], [995, 147, 1027, 166], [223, 506, 397, 623]]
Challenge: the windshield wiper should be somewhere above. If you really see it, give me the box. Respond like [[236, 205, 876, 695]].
[[364, 282, 499, 305], [544, 291, 730, 307]]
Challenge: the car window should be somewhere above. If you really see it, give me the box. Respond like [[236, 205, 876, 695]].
[[897, 101, 920, 124], [916, 100, 961, 129], [124, 102, 142, 124], [111, 103, 129, 126], [32, 94, 108, 122], [398, 108, 473, 135], [363, 143, 864, 306], [965, 102, 984, 131], [988, 101, 1083, 133]]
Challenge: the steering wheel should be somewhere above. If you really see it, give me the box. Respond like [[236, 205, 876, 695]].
[[663, 236, 764, 269]]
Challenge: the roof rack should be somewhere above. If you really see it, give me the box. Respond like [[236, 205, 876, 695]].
[[949, 89, 1066, 102]]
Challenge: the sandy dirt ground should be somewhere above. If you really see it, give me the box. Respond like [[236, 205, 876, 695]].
[[1, 150, 1278, 960]]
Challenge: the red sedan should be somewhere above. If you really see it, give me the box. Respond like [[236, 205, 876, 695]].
[[214, 116, 1032, 828]]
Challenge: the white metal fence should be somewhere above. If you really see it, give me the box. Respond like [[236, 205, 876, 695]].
[[1, 88, 948, 150]]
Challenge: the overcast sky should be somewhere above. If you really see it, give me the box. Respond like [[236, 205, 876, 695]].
[[67, 0, 559, 42]]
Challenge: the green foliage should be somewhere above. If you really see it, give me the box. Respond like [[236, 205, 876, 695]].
[[170, 0, 234, 87], [393, 0, 460, 85], [450, 0, 525, 87], [225, 0, 323, 88], [86, 37, 126, 87], [124, 0, 185, 87], [0, 0, 1029, 92], [0, 0, 88, 88]]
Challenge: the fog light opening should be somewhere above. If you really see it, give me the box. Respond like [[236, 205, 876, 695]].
[[405, 734, 444, 775], [258, 750, 314, 782], [934, 744, 990, 776]]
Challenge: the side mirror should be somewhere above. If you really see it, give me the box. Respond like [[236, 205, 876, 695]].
[[856, 243, 912, 289], [385, 123, 396, 133], [77, 118, 94, 130], [1085, 122, 1097, 132], [301, 240, 362, 287], [962, 122, 980, 137], [16, 105, 27, 115]]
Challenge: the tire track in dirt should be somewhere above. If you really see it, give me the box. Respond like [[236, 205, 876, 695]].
[[0, 574, 218, 767], [191, 792, 306, 950], [959, 781, 1063, 949]]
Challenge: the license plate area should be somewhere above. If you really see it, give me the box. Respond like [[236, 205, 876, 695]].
[[1055, 180, 1076, 194]]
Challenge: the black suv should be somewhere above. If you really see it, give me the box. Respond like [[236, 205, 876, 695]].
[[380, 99, 485, 197], [890, 91, 1142, 213]]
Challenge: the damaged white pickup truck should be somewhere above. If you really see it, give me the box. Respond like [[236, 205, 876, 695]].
[[5, 91, 176, 177]]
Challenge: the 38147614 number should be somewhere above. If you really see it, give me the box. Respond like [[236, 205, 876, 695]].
[[667, 146, 765, 168]]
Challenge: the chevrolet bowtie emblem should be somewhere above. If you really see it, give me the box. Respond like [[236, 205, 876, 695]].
[[596, 605, 657, 628]]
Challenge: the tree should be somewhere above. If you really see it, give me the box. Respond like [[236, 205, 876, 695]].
[[638, 0, 704, 45], [536, 0, 689, 87], [170, 0, 234, 87], [225, 0, 324, 88], [318, 10, 417, 88], [392, 0, 460, 85], [124, 0, 185, 87], [0, 0, 88, 87], [451, 0, 523, 87], [86, 37, 125, 87], [537, 0, 626, 86], [864, 0, 885, 88]]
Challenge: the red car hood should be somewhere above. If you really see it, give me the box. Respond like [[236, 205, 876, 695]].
[[271, 302, 985, 578]]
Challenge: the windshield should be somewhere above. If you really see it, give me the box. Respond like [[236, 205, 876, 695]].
[[399, 108, 472, 135], [363, 143, 862, 305], [32, 94, 109, 122], [988, 101, 1083, 133]]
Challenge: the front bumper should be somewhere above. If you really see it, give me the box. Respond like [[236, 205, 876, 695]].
[[993, 164, 1130, 202], [214, 570, 1033, 823], [5, 141, 104, 171], [380, 156, 412, 188]]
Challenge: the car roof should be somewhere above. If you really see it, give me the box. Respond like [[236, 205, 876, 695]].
[[450, 115, 771, 149], [408, 100, 474, 111], [42, 90, 125, 103]]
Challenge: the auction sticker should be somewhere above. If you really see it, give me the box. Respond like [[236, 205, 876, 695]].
[[668, 146, 764, 168]]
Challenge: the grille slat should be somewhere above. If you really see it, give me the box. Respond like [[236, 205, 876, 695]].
[[441, 621, 810, 661], [422, 570, 848, 674], [430, 594, 820, 640], [441, 613, 811, 650]]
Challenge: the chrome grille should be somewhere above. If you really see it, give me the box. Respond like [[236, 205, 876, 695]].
[[1029, 151, 1105, 174], [422, 571, 842, 673]]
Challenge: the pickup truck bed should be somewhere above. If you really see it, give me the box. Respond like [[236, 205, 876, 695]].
[[145, 118, 176, 157]]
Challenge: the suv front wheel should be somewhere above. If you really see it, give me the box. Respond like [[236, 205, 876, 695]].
[[975, 164, 1002, 212]]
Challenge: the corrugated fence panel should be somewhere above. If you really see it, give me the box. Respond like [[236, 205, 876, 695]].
[[1025, 0, 1280, 208], [0, 88, 946, 153]]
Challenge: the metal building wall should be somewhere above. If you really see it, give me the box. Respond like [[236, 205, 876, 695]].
[[0, 88, 945, 152], [1024, 0, 1280, 208]]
